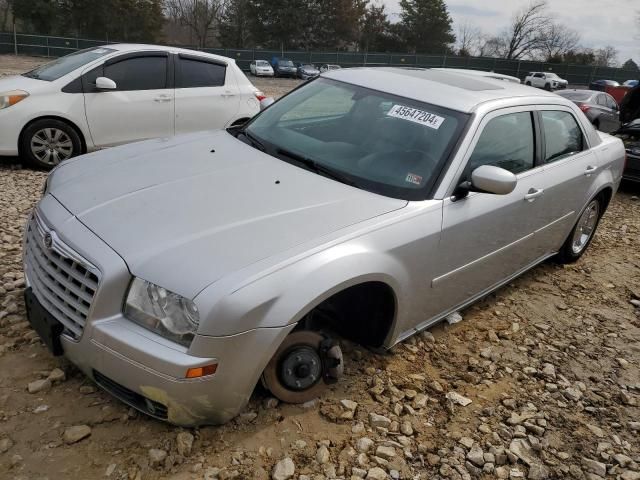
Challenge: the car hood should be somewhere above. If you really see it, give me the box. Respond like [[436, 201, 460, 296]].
[[0, 74, 53, 93], [49, 131, 406, 298]]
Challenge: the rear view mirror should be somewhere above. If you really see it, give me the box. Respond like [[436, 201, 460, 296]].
[[471, 165, 517, 195], [95, 77, 117, 90]]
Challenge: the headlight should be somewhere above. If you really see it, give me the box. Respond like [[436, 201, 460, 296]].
[[124, 278, 200, 346], [0, 90, 29, 110]]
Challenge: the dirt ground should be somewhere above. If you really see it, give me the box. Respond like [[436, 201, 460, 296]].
[[1, 55, 640, 480]]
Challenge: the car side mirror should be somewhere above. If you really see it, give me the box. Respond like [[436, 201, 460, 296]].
[[95, 77, 117, 90], [260, 97, 275, 111], [471, 165, 517, 195]]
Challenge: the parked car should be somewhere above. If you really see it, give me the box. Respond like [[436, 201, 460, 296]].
[[433, 68, 520, 84], [319, 64, 342, 73], [271, 58, 297, 77], [0, 44, 261, 169], [589, 79, 620, 91], [249, 60, 274, 77], [24, 68, 625, 426], [620, 83, 640, 124], [623, 80, 639, 87], [524, 72, 568, 90], [556, 89, 621, 133], [297, 63, 320, 80], [615, 119, 640, 182]]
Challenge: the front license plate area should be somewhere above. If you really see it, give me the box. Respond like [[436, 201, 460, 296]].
[[24, 287, 64, 356]]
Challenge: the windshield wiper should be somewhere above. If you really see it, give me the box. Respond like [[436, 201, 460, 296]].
[[238, 130, 266, 152], [276, 148, 356, 187]]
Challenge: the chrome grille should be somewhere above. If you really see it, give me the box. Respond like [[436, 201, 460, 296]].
[[24, 212, 100, 338]]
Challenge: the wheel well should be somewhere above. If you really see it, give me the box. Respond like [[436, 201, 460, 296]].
[[302, 282, 396, 348], [19, 116, 87, 156], [598, 187, 613, 212]]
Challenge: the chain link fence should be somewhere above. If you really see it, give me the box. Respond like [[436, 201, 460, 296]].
[[2, 31, 639, 85]]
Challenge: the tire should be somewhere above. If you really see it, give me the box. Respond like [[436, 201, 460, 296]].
[[555, 195, 603, 264], [21, 119, 82, 170], [525, 81, 532, 86], [544, 83, 552, 91]]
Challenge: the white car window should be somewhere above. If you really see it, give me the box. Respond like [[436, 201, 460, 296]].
[[468, 112, 535, 175], [541, 111, 584, 163]]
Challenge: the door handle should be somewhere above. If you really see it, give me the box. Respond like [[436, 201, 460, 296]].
[[524, 188, 544, 202], [584, 165, 598, 176], [221, 91, 236, 98], [154, 95, 172, 103]]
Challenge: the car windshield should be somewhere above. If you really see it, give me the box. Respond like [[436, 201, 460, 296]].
[[558, 91, 592, 101], [279, 60, 294, 67], [302, 65, 315, 69], [242, 78, 468, 200], [256, 61, 270, 66], [22, 47, 115, 81]]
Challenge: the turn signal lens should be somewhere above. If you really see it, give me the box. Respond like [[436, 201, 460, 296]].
[[0, 90, 29, 110], [185, 364, 218, 379]]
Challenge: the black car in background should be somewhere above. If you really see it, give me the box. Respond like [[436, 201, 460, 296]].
[[271, 58, 298, 77], [589, 79, 620, 91], [556, 89, 621, 133]]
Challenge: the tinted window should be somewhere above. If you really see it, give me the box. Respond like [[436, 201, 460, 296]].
[[468, 112, 535, 175], [104, 56, 167, 91], [534, 73, 544, 78], [22, 47, 115, 81], [541, 111, 584, 163], [178, 59, 226, 88]]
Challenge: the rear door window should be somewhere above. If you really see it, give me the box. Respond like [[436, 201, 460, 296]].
[[541, 111, 585, 163], [177, 58, 226, 88], [467, 112, 535, 175]]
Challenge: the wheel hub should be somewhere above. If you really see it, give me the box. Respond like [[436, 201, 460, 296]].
[[279, 346, 322, 391]]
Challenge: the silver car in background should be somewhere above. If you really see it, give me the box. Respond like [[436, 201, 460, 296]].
[[24, 68, 625, 426], [556, 89, 621, 133]]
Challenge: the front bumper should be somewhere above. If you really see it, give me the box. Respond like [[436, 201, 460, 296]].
[[24, 194, 293, 426], [0, 106, 23, 156]]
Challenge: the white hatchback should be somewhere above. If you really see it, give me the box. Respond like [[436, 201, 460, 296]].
[[0, 44, 262, 168]]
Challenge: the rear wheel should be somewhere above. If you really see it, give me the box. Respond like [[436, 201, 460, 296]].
[[21, 119, 82, 170], [556, 196, 602, 263], [525, 81, 532, 86], [544, 83, 552, 91]]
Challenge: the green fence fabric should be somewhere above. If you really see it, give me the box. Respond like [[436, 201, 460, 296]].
[[2, 32, 639, 85]]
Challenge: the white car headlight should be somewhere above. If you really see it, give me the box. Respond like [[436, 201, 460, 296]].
[[0, 90, 29, 110], [124, 277, 200, 346]]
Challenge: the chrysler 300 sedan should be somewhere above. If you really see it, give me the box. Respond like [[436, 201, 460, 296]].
[[23, 68, 625, 426]]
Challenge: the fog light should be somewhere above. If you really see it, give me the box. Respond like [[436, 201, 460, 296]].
[[185, 364, 218, 379]]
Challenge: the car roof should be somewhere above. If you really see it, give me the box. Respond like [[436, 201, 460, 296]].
[[324, 67, 562, 113], [101, 43, 235, 64]]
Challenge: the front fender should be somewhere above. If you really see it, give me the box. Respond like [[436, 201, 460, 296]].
[[195, 243, 409, 339]]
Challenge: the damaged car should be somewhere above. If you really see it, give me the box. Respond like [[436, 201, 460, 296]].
[[24, 68, 625, 426]]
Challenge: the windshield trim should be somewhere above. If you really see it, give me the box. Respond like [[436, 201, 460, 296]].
[[240, 77, 471, 201], [21, 47, 116, 82]]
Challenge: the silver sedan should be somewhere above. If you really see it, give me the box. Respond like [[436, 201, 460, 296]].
[[24, 68, 625, 425]]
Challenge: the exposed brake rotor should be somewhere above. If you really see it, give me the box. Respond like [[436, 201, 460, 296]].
[[262, 331, 343, 404]]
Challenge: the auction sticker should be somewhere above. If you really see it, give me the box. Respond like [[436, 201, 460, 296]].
[[387, 105, 445, 130], [405, 173, 423, 185]]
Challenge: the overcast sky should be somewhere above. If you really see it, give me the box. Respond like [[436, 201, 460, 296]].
[[382, 0, 639, 64]]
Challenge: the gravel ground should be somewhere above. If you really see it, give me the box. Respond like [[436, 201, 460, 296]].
[[1, 55, 640, 480]]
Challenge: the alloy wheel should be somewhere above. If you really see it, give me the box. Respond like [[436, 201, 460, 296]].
[[30, 128, 74, 166], [571, 200, 600, 254]]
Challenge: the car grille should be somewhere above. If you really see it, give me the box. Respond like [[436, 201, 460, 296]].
[[93, 371, 169, 420], [24, 211, 100, 339]]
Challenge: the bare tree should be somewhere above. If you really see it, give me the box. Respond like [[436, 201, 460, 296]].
[[594, 46, 619, 67], [456, 21, 482, 56], [165, 0, 228, 48], [478, 35, 507, 58], [500, 0, 550, 60], [539, 23, 580, 61]]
